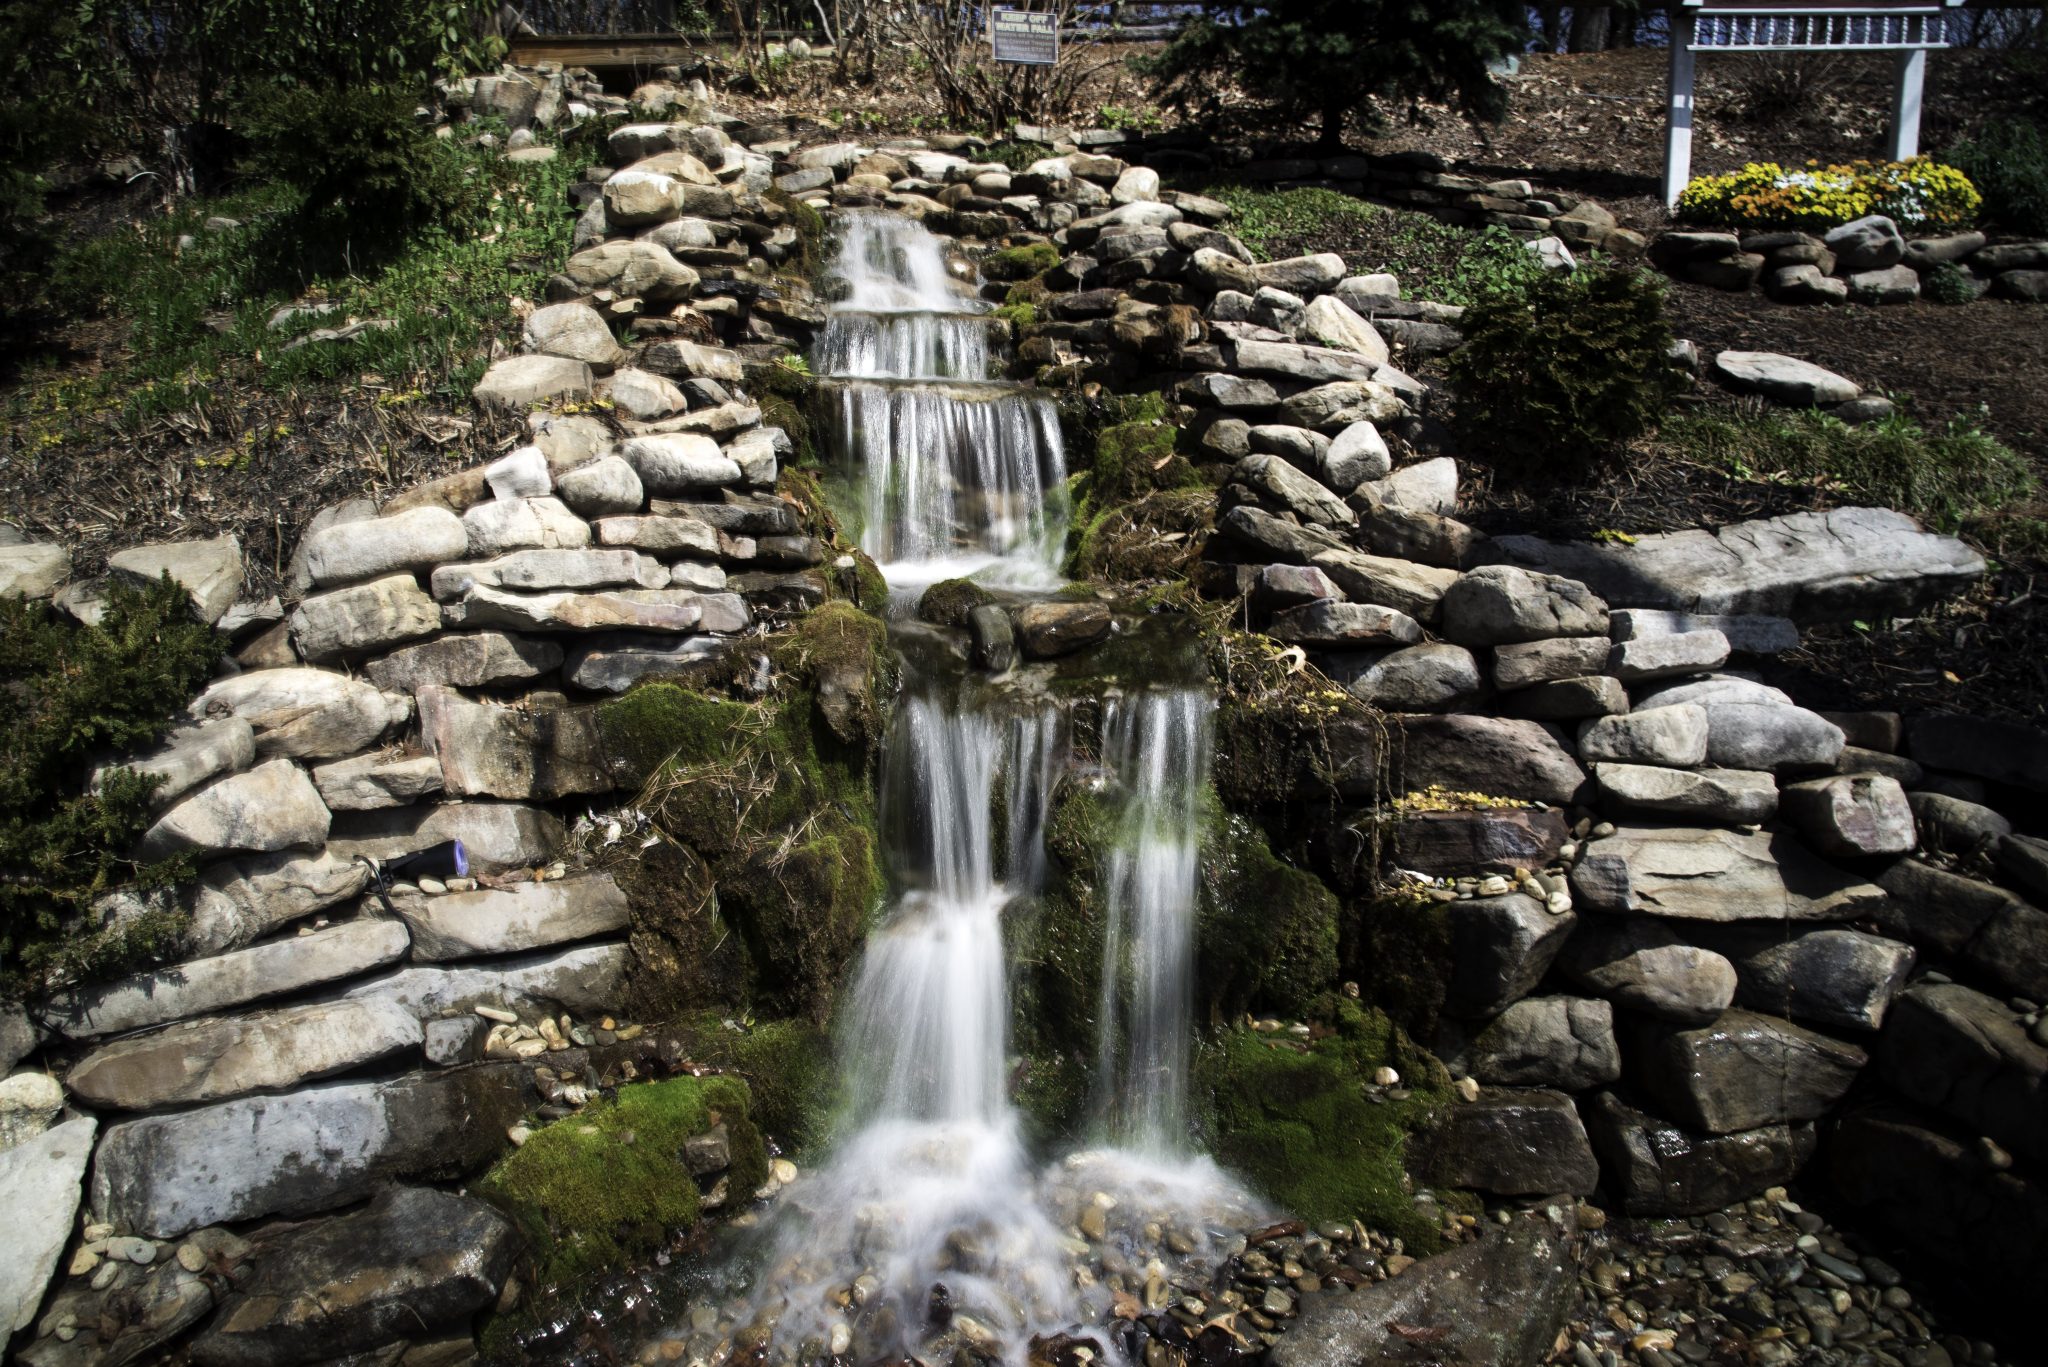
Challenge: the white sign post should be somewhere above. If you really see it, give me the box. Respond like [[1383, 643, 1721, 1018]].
[[1663, 0, 1968, 207], [991, 8, 1060, 65]]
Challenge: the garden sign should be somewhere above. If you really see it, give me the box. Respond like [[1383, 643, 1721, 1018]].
[[991, 8, 1060, 65], [1657, 0, 1970, 206]]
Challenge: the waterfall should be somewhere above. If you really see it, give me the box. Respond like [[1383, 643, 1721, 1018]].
[[1092, 691, 1214, 1155], [815, 212, 1067, 589]]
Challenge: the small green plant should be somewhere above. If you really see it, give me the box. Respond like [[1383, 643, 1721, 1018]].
[[0, 577, 224, 996], [1094, 103, 1163, 132], [1448, 263, 1681, 480], [1190, 184, 1379, 261], [1948, 119, 2048, 237], [1922, 261, 1979, 306]]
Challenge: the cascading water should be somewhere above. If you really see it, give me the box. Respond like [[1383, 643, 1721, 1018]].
[[660, 212, 1262, 1367], [1092, 692, 1214, 1155], [815, 213, 1067, 589]]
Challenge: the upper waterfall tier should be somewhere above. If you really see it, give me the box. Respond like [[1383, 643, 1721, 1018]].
[[815, 211, 1067, 588]]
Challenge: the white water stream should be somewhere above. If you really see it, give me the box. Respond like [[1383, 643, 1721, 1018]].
[[683, 213, 1255, 1367]]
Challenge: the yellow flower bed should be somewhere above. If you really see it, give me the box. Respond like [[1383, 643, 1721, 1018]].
[[1678, 158, 1981, 232]]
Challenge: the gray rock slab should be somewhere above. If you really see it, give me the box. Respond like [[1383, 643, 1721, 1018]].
[[1558, 916, 1737, 1026], [563, 633, 738, 692], [417, 687, 616, 800], [0, 1116, 96, 1333], [289, 574, 442, 663], [190, 1186, 517, 1367], [362, 631, 564, 694], [461, 496, 592, 557], [429, 547, 668, 600], [1577, 704, 1708, 767], [1907, 712, 2048, 793], [1267, 600, 1420, 648], [1630, 1009, 1867, 1134], [1779, 773, 1915, 857], [1570, 825, 1883, 923], [95, 718, 256, 812], [188, 850, 373, 955], [1695, 925, 1915, 1032], [1609, 607, 1800, 655], [66, 998, 422, 1111], [444, 585, 706, 635], [1699, 701, 1845, 773], [1440, 564, 1608, 647], [1585, 1090, 1815, 1217], [1482, 508, 1985, 624], [391, 873, 630, 961], [1445, 893, 1577, 1019], [91, 1066, 531, 1237], [1492, 636, 1611, 692], [189, 669, 412, 762], [138, 758, 330, 860], [1444, 995, 1621, 1091], [326, 801, 563, 873], [472, 354, 593, 413], [343, 942, 630, 1021], [1398, 714, 1590, 807], [46, 920, 410, 1040], [1268, 1216, 1575, 1367], [1609, 628, 1729, 681], [107, 536, 243, 624], [0, 543, 71, 599], [1594, 762, 1777, 825], [1332, 642, 1483, 711], [1712, 350, 1859, 405], [311, 750, 445, 811], [1418, 1088, 1599, 1196]]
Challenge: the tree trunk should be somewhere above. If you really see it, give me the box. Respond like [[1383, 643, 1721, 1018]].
[[1536, 6, 1565, 52], [1570, 6, 1612, 53]]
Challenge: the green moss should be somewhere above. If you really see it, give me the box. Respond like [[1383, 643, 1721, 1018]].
[[983, 240, 1059, 281], [917, 577, 997, 628], [1198, 807, 1340, 1022], [1195, 1002, 1452, 1252], [1011, 1046, 1092, 1147], [995, 300, 1039, 328], [1060, 393, 1208, 581], [595, 606, 891, 1021], [1352, 889, 1454, 1039], [475, 1076, 767, 1293], [746, 359, 819, 469], [766, 187, 825, 278]]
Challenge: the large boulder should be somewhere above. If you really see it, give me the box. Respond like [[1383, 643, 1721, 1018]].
[[1268, 1216, 1576, 1367], [1630, 1009, 1867, 1133], [1444, 995, 1620, 1090], [137, 758, 330, 860], [1712, 350, 1859, 406], [1232, 453, 1354, 528], [1696, 701, 1844, 772], [1298, 294, 1389, 364], [1015, 602, 1112, 658], [1444, 893, 1577, 1018], [416, 687, 615, 799], [1824, 213, 1906, 272], [192, 1187, 516, 1367], [1334, 643, 1484, 711], [1577, 705, 1708, 767], [1493, 637, 1611, 692], [1393, 808, 1569, 878], [66, 999, 422, 1112], [391, 873, 630, 961], [462, 496, 592, 557], [1557, 917, 1736, 1026], [44, 921, 410, 1040], [1593, 762, 1777, 825], [1585, 1091, 1815, 1216], [1569, 825, 1884, 923], [0, 1116, 96, 1334], [310, 750, 445, 811], [326, 801, 562, 872], [1482, 507, 1985, 624], [1311, 548, 1460, 624], [0, 542, 70, 599], [1397, 715, 1589, 806], [562, 240, 699, 301], [1440, 565, 1608, 646], [1268, 601, 1421, 649], [619, 432, 742, 494], [1778, 773, 1914, 856], [189, 669, 411, 761], [91, 1067, 532, 1237], [444, 586, 716, 635], [1418, 1088, 1598, 1195]]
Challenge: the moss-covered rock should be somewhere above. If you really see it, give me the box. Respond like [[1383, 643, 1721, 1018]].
[[745, 358, 818, 468], [1351, 888, 1454, 1040], [917, 577, 997, 629], [1199, 808, 1340, 1022], [594, 605, 891, 1021], [1196, 1003, 1461, 1252], [476, 1075, 767, 1295], [983, 241, 1059, 281], [617, 836, 750, 1023], [1059, 392, 1208, 582]]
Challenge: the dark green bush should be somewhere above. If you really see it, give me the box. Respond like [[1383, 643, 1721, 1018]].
[[0, 577, 222, 995], [1448, 263, 1681, 480], [1948, 118, 2048, 237], [1922, 261, 1979, 306], [239, 83, 486, 252]]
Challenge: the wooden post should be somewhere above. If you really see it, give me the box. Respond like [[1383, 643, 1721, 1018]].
[[1664, 9, 1697, 208], [1889, 47, 1927, 161]]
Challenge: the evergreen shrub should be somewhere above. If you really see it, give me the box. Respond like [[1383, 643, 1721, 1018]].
[[1448, 263, 1680, 480]]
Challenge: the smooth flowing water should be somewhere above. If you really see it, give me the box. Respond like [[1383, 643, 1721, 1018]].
[[815, 213, 1067, 590], [668, 213, 1258, 1367]]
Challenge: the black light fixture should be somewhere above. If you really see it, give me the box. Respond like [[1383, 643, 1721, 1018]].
[[358, 840, 468, 914]]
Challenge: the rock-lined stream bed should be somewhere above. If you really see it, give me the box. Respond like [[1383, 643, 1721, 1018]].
[[0, 56, 2042, 1367]]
